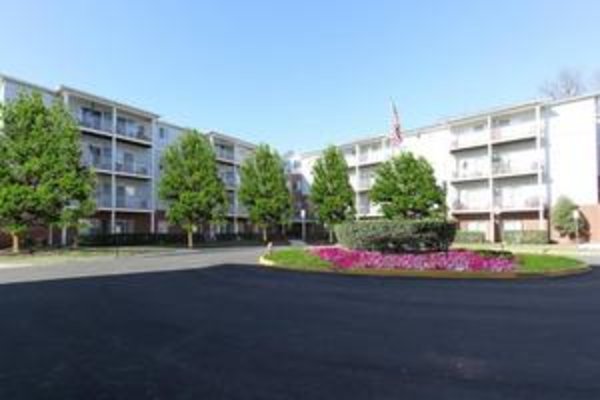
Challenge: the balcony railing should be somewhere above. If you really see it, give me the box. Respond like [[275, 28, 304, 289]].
[[116, 196, 151, 210], [215, 147, 235, 161], [219, 172, 237, 187], [491, 122, 538, 142], [358, 204, 371, 214], [95, 194, 112, 208], [358, 178, 373, 190], [452, 200, 490, 212], [451, 170, 489, 180], [115, 160, 150, 176], [451, 134, 488, 150], [495, 196, 543, 210], [492, 160, 540, 176], [78, 116, 113, 133], [84, 156, 112, 171], [116, 121, 151, 142]]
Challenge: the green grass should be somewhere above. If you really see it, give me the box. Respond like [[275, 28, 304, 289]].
[[515, 253, 585, 273], [265, 248, 332, 271], [263, 248, 588, 276]]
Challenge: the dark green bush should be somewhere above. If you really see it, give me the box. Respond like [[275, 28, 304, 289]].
[[79, 233, 288, 247], [454, 230, 486, 243], [334, 219, 456, 252], [473, 249, 514, 260], [503, 230, 548, 244]]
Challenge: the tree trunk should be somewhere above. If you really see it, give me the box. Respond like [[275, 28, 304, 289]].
[[329, 228, 334, 243], [11, 233, 19, 254], [187, 230, 194, 249], [262, 227, 268, 242], [72, 229, 79, 249]]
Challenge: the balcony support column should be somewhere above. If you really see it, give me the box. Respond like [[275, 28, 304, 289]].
[[535, 105, 545, 230], [487, 115, 496, 242], [111, 106, 117, 233], [150, 119, 157, 234], [355, 144, 360, 220]]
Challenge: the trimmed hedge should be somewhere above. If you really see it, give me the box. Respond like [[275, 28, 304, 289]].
[[503, 230, 548, 244], [334, 219, 456, 252], [454, 230, 486, 243], [79, 233, 288, 247]]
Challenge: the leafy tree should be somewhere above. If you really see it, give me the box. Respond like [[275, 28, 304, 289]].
[[56, 197, 96, 248], [0, 91, 95, 253], [239, 144, 292, 242], [552, 196, 587, 238], [310, 145, 355, 242], [159, 130, 227, 248], [370, 151, 445, 219]]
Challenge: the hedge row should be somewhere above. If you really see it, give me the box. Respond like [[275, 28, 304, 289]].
[[454, 231, 486, 244], [334, 219, 456, 252], [79, 233, 287, 247], [503, 230, 548, 244]]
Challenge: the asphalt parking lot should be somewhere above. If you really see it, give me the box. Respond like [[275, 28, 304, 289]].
[[0, 259, 599, 399]]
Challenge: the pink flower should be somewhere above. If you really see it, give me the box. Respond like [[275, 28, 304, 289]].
[[310, 247, 514, 272]]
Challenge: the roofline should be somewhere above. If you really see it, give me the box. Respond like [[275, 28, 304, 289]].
[[59, 85, 159, 119], [0, 73, 58, 95], [207, 131, 257, 149], [157, 120, 189, 131]]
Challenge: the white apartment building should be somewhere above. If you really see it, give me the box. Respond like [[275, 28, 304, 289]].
[[0, 74, 256, 237], [289, 95, 600, 242]]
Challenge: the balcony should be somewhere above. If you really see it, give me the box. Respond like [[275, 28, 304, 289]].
[[451, 169, 489, 183], [492, 160, 540, 178], [495, 196, 543, 212], [491, 122, 538, 144], [357, 178, 374, 191], [83, 155, 112, 172], [95, 194, 112, 208], [358, 151, 386, 165], [116, 118, 152, 143], [79, 115, 113, 133], [116, 196, 151, 210], [451, 200, 490, 213], [215, 147, 235, 162], [115, 159, 151, 177], [219, 171, 237, 188], [450, 135, 488, 151]]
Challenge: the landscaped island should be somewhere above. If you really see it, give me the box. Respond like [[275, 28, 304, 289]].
[[261, 247, 589, 278]]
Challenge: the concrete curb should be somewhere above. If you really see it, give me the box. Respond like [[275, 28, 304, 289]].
[[258, 256, 591, 280]]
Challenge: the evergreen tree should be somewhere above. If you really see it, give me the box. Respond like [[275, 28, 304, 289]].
[[310, 145, 355, 242], [0, 92, 95, 253], [239, 144, 292, 242], [370, 151, 445, 219], [159, 130, 227, 248], [552, 196, 587, 238]]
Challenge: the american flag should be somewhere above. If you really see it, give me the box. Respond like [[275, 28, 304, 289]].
[[390, 100, 402, 146]]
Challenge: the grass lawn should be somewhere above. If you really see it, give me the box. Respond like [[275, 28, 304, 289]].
[[263, 247, 587, 276], [0, 247, 169, 266]]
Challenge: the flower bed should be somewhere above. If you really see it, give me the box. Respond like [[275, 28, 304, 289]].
[[310, 247, 514, 272]]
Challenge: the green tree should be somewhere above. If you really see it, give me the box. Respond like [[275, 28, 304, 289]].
[[239, 144, 292, 242], [159, 130, 227, 248], [370, 152, 445, 219], [0, 91, 95, 253], [56, 197, 96, 248], [310, 146, 355, 242], [552, 196, 587, 238]]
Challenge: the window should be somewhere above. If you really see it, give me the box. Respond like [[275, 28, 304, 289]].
[[473, 123, 485, 132], [159, 127, 166, 140], [496, 119, 510, 127]]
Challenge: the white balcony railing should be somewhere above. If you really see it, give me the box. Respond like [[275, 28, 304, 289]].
[[495, 196, 543, 210], [492, 160, 540, 176], [451, 134, 488, 150], [451, 169, 489, 180], [115, 160, 150, 176], [452, 200, 490, 212], [215, 148, 235, 161], [95, 194, 112, 208], [491, 122, 539, 142]]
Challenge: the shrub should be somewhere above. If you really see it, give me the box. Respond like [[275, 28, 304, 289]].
[[334, 219, 456, 252], [551, 196, 587, 238], [454, 230, 486, 243], [503, 230, 548, 244]]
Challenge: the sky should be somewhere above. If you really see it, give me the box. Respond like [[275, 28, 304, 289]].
[[2, 0, 600, 152]]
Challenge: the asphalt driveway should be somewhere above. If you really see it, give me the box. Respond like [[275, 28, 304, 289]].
[[0, 263, 599, 399]]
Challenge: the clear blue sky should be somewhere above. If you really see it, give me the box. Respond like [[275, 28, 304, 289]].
[[2, 0, 600, 152]]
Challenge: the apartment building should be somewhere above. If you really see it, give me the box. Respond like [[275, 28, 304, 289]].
[[288, 95, 600, 242], [0, 74, 256, 239]]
